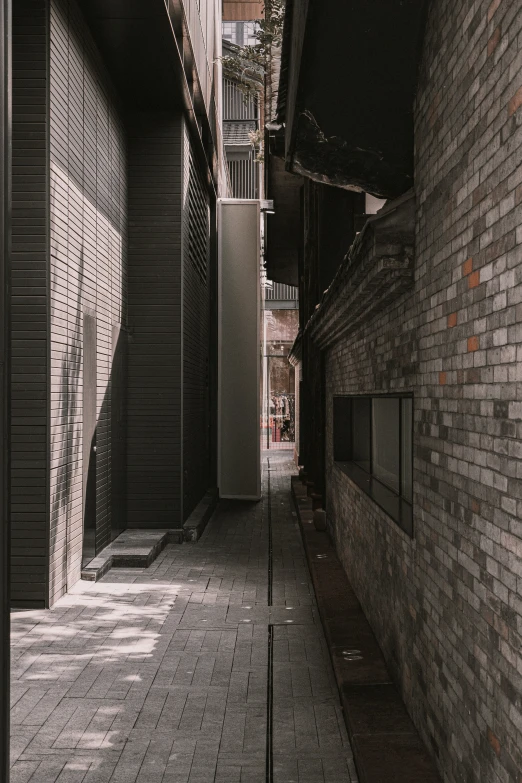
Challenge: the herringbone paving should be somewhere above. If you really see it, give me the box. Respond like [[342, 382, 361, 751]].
[[10, 453, 358, 782]]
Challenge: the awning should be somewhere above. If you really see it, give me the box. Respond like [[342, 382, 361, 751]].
[[223, 121, 257, 146]]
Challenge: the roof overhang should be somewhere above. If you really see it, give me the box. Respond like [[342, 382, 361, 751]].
[[277, 0, 430, 199], [306, 189, 415, 349]]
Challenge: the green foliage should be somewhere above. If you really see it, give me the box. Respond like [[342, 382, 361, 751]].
[[221, 0, 285, 95], [255, 0, 285, 53], [248, 128, 265, 161]]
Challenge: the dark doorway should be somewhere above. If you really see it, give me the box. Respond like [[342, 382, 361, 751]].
[[111, 324, 127, 541], [82, 312, 97, 567]]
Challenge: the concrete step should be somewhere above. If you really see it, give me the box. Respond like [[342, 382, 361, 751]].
[[81, 528, 183, 582]]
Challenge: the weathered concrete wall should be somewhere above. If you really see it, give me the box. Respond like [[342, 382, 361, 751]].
[[325, 1, 522, 781]]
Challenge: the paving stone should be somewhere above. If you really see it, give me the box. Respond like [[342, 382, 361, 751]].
[[10, 760, 41, 783], [11, 454, 358, 783]]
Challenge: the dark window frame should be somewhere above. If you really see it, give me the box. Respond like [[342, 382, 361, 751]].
[[333, 394, 414, 537]]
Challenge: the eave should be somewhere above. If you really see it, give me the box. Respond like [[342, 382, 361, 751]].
[[289, 329, 302, 366], [277, 0, 429, 199]]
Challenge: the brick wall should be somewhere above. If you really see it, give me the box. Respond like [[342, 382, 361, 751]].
[[324, 1, 522, 781]]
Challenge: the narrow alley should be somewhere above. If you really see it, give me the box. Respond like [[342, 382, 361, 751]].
[[10, 455, 358, 783]]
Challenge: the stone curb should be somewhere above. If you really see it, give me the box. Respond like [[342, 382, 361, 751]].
[[291, 476, 441, 783], [183, 489, 219, 542]]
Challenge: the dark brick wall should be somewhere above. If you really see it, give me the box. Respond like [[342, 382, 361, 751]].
[[324, 1, 522, 782]]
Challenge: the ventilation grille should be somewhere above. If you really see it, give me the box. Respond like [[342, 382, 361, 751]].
[[224, 78, 258, 120], [188, 154, 210, 284], [265, 281, 298, 301], [228, 156, 259, 199]]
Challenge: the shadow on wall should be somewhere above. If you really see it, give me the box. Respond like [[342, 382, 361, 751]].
[[49, 246, 86, 597], [48, 110, 128, 601], [49, 241, 128, 599]]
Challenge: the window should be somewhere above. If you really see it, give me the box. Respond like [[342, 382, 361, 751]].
[[222, 21, 258, 47], [333, 395, 413, 536]]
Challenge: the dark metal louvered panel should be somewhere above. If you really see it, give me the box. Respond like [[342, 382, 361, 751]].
[[183, 129, 211, 521], [188, 154, 210, 284], [126, 112, 183, 527], [11, 0, 49, 608]]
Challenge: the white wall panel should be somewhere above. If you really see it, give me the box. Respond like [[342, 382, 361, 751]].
[[218, 200, 260, 500]]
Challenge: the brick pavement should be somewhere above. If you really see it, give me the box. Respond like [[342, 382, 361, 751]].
[[10, 453, 358, 783]]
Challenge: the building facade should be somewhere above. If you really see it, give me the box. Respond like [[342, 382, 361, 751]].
[[10, 0, 225, 607], [274, 1, 522, 782], [222, 51, 261, 200]]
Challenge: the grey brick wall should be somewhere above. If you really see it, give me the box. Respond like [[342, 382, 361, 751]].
[[324, 1, 522, 781]]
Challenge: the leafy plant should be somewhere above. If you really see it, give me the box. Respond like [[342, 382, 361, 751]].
[[221, 0, 285, 95], [248, 128, 265, 161]]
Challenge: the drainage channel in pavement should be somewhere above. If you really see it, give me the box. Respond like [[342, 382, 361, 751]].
[[10, 453, 358, 783]]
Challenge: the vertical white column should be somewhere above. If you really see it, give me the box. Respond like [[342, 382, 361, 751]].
[[218, 199, 261, 500]]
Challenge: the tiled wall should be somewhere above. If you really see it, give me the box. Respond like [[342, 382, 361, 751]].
[[11, 0, 49, 607], [49, 0, 127, 603]]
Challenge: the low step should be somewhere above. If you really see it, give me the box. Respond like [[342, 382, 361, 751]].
[[81, 528, 183, 582], [291, 476, 441, 783]]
